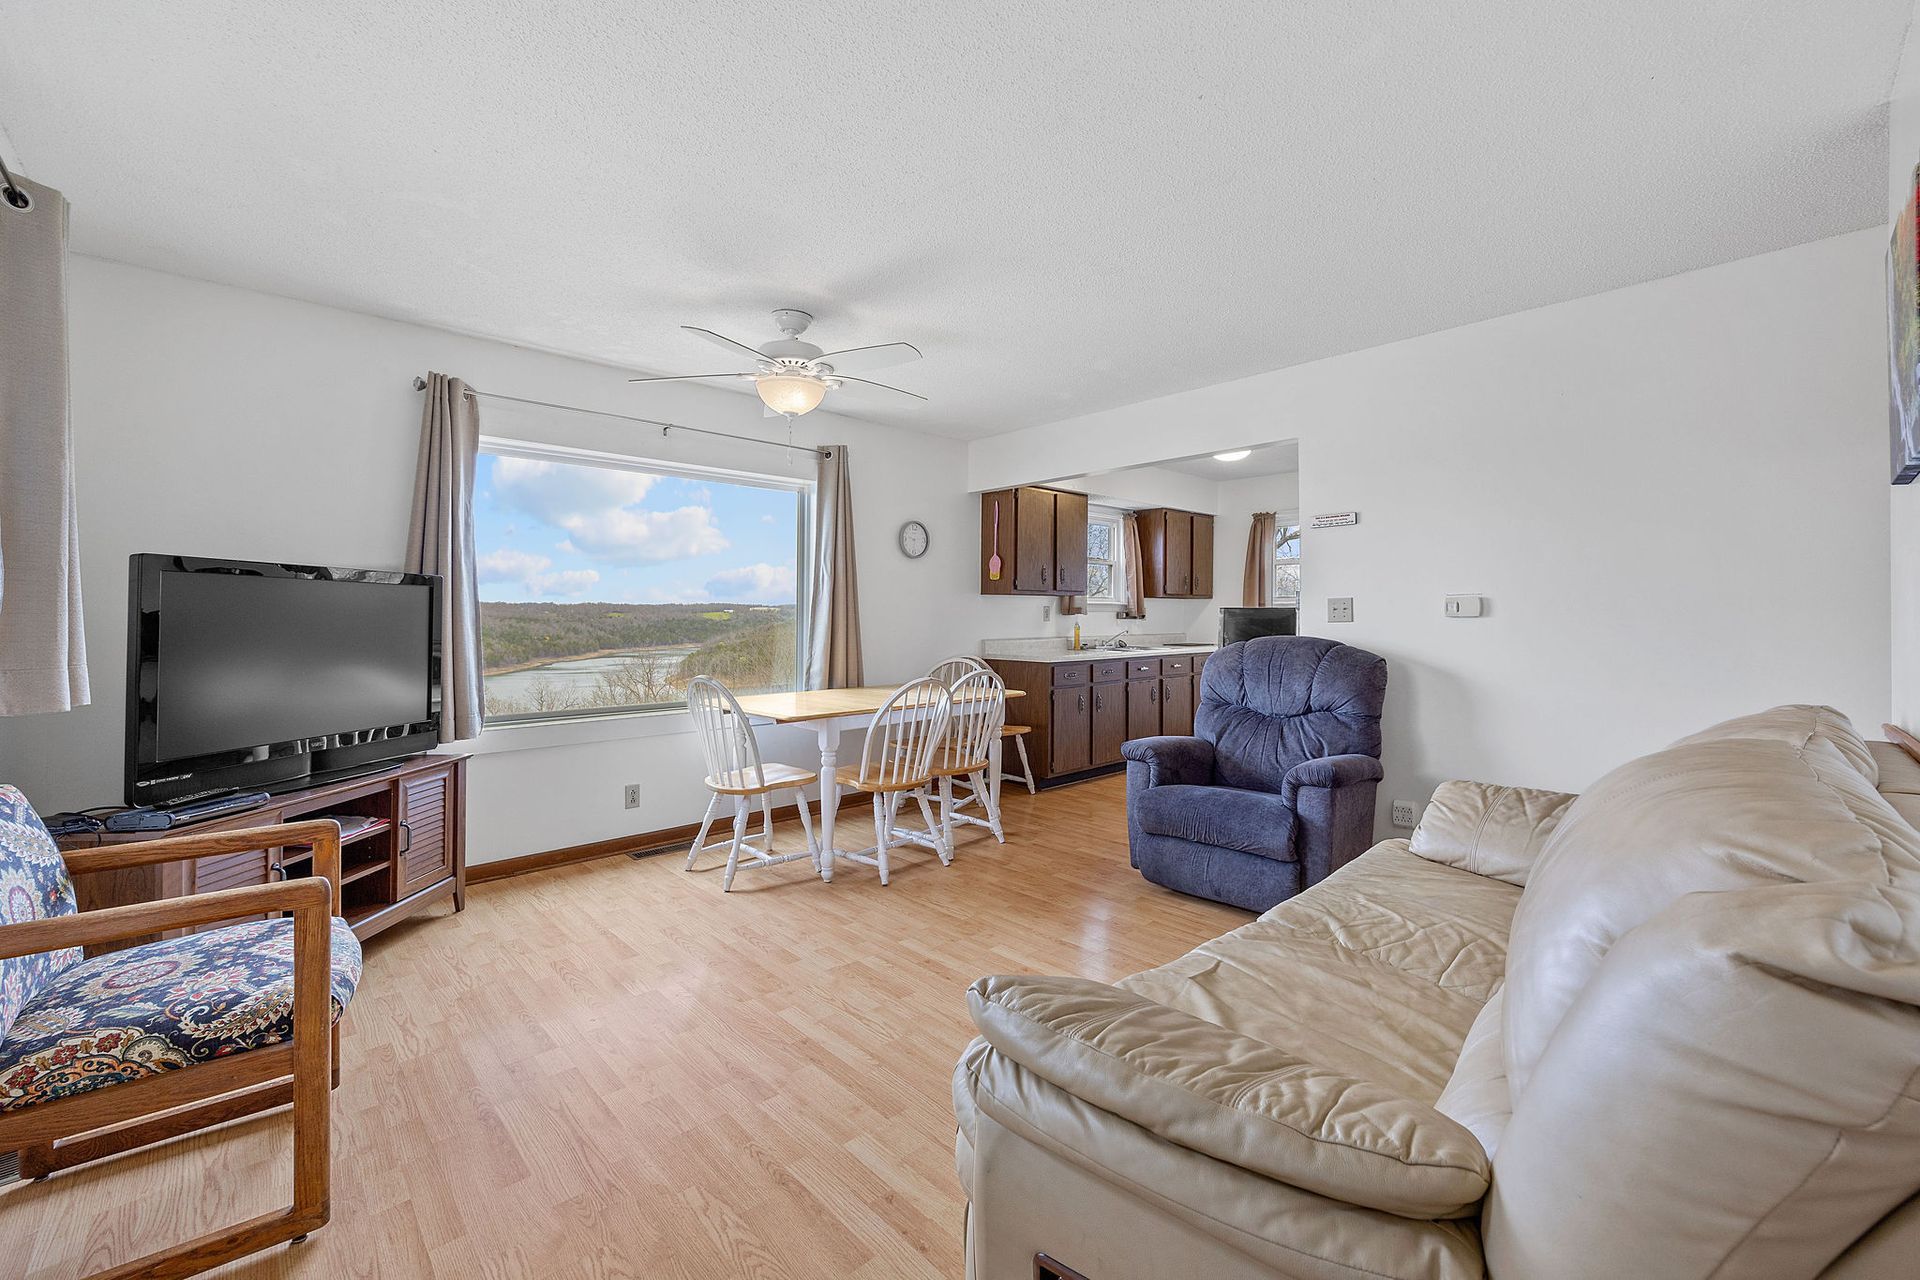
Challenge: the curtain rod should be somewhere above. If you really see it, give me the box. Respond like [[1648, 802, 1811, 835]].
[[410, 376, 830, 459]]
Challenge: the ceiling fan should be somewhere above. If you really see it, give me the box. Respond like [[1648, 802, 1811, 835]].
[[628, 309, 925, 418]]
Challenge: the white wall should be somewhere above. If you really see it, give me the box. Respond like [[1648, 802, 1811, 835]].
[[1888, 0, 1920, 730], [1195, 471, 1302, 644], [970, 230, 1892, 829], [0, 256, 1094, 863]]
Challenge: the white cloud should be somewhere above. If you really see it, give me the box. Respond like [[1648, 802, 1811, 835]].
[[476, 548, 600, 598], [760, 514, 777, 524], [529, 568, 600, 597], [492, 457, 657, 525], [704, 563, 796, 604], [558, 505, 729, 563], [492, 457, 726, 564], [477, 548, 552, 583]]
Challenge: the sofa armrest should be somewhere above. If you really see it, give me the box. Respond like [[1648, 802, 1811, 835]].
[[1279, 753, 1384, 806], [1120, 735, 1214, 788], [966, 974, 1490, 1219], [1408, 780, 1576, 887]]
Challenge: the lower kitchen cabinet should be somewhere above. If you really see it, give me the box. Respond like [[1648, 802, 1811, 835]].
[[1050, 686, 1092, 774], [988, 652, 1209, 787]]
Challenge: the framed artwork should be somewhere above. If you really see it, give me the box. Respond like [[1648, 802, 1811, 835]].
[[1889, 162, 1920, 484]]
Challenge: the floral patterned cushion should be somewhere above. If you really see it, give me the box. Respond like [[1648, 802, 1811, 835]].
[[0, 785, 82, 1042], [0, 915, 361, 1112]]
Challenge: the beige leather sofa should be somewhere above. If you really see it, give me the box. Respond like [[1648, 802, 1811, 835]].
[[953, 706, 1920, 1279]]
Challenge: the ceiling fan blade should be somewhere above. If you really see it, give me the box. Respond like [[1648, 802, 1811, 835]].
[[683, 326, 771, 363], [626, 372, 752, 384], [832, 374, 928, 402], [813, 341, 922, 375]]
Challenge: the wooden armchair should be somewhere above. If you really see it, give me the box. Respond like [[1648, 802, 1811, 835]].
[[0, 786, 358, 1278]]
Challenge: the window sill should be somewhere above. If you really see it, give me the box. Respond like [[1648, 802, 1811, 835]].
[[460, 705, 695, 755]]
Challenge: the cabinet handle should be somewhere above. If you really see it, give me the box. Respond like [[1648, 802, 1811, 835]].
[[1041, 565, 1049, 585], [1150, 686, 1158, 703], [1078, 693, 1085, 713], [1094, 693, 1102, 712], [398, 820, 412, 855]]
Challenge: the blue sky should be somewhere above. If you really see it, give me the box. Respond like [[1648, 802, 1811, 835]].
[[473, 452, 798, 605]]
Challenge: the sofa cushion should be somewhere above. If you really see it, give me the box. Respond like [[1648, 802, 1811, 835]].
[[0, 785, 82, 1044], [1672, 702, 1878, 785], [1485, 880, 1920, 1279], [1503, 734, 1920, 1099], [1133, 784, 1297, 859], [1408, 781, 1576, 887], [0, 915, 361, 1112], [1432, 984, 1509, 1158], [968, 974, 1493, 1219], [1122, 842, 1520, 1102]]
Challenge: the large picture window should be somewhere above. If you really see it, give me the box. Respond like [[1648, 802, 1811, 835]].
[[474, 440, 808, 722]]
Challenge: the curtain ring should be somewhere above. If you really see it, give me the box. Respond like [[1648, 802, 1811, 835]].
[[0, 154, 31, 210]]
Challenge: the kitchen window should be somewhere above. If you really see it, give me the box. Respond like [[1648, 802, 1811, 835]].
[[1086, 509, 1125, 606], [1275, 516, 1301, 604], [474, 439, 810, 723]]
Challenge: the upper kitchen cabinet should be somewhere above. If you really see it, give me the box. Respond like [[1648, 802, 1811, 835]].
[[980, 486, 1089, 595], [1137, 508, 1216, 598]]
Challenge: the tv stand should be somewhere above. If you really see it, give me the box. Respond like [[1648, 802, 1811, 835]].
[[61, 753, 467, 950]]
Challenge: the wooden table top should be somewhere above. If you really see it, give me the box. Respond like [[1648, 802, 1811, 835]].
[[735, 684, 1024, 725]]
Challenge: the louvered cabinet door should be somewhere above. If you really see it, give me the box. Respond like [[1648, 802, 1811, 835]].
[[399, 771, 453, 891]]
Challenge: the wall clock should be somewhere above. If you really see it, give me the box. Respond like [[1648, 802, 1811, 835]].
[[899, 520, 930, 559]]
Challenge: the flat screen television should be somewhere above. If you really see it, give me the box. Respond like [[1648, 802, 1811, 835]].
[[126, 554, 440, 806], [1218, 605, 1298, 646]]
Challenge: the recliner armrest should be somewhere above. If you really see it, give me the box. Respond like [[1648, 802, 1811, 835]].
[[966, 974, 1491, 1219], [1280, 753, 1384, 806], [1121, 735, 1215, 788]]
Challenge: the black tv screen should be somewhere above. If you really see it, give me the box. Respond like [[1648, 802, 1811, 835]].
[[127, 555, 440, 805]]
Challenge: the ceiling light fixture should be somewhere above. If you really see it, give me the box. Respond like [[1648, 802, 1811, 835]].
[[1212, 449, 1252, 462], [755, 372, 829, 417]]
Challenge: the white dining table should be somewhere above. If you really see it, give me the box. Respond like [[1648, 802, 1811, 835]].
[[731, 684, 1024, 881]]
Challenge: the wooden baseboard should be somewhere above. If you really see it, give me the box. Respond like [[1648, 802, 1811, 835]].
[[469, 797, 845, 884]]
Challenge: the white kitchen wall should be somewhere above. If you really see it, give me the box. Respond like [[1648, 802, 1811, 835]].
[[970, 230, 1892, 830], [1195, 471, 1303, 644], [0, 256, 1069, 863]]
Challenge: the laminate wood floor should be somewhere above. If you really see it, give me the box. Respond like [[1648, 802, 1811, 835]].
[[3, 774, 1247, 1279]]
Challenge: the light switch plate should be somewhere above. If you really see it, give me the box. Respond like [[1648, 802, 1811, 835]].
[[1444, 594, 1485, 617], [1327, 597, 1354, 623], [1391, 800, 1418, 829]]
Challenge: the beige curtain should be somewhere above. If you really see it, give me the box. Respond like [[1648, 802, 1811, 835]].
[[0, 171, 89, 715], [406, 373, 484, 741], [1118, 511, 1147, 619], [806, 444, 864, 688], [1243, 511, 1277, 607]]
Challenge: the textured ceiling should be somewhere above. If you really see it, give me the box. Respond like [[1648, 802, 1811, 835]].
[[0, 2, 1908, 439]]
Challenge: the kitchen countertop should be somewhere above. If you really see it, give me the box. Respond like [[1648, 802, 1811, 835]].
[[982, 644, 1216, 665]]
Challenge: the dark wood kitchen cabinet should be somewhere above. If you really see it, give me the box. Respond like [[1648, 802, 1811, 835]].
[[988, 652, 1210, 787], [980, 486, 1090, 596], [1137, 508, 1217, 599], [1049, 685, 1092, 774]]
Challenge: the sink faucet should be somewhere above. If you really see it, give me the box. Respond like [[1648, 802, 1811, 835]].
[[1091, 628, 1135, 652]]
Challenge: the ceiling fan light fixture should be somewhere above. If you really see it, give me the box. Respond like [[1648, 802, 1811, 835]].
[[756, 373, 829, 417], [1213, 449, 1253, 462]]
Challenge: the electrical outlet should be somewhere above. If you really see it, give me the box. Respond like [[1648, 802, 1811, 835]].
[[1327, 596, 1354, 623], [1390, 800, 1418, 829], [623, 784, 643, 809]]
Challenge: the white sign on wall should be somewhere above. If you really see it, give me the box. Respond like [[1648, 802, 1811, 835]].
[[1311, 511, 1359, 529]]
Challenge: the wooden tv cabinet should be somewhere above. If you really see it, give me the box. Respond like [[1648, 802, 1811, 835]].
[[59, 753, 467, 950]]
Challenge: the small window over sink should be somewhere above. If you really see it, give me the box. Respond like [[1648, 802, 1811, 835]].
[[1087, 509, 1124, 606]]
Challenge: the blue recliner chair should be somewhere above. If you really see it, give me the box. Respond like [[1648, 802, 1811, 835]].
[[1122, 635, 1388, 912]]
